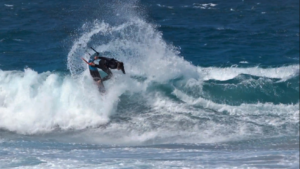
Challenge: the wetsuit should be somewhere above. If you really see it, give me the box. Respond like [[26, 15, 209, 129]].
[[88, 57, 102, 81], [96, 56, 119, 81], [88, 56, 105, 92]]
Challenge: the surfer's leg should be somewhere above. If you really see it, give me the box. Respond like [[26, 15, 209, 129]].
[[102, 69, 113, 81], [90, 70, 105, 93]]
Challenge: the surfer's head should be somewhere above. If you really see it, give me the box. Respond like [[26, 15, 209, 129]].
[[117, 62, 125, 74]]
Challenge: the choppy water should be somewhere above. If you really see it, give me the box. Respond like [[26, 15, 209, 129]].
[[0, 0, 299, 168]]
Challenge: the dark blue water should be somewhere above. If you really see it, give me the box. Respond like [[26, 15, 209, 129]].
[[148, 0, 299, 67], [0, 0, 299, 168]]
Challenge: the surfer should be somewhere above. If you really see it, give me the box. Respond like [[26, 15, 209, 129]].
[[94, 56, 126, 81], [81, 53, 105, 92]]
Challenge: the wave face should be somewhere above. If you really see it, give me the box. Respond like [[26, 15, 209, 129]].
[[0, 1, 299, 147]]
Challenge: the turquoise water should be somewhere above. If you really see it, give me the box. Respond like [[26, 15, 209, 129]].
[[0, 0, 299, 168]]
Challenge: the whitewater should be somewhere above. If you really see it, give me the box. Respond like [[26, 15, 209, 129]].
[[0, 0, 299, 168]]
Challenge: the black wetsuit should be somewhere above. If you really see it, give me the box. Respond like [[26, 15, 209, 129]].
[[88, 57, 105, 92], [96, 56, 119, 81]]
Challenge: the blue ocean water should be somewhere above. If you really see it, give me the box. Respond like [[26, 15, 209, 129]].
[[0, 0, 299, 168]]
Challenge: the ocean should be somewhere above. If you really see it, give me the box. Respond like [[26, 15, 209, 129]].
[[0, 0, 299, 168]]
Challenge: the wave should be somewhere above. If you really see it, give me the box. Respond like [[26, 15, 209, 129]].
[[0, 65, 298, 143], [198, 65, 299, 81], [0, 69, 113, 134], [0, 1, 298, 145]]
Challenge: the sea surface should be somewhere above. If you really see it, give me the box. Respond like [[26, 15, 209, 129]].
[[0, 0, 299, 168]]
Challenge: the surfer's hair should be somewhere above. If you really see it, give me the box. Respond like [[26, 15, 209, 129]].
[[118, 62, 125, 74]]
